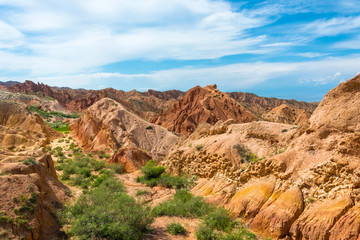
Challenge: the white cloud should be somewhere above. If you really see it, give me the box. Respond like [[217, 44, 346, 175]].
[[0, 0, 282, 76], [301, 15, 360, 37], [297, 52, 329, 58], [8, 55, 358, 91]]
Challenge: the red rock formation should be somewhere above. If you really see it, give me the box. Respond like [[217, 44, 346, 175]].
[[108, 147, 152, 173], [150, 85, 257, 135], [70, 98, 178, 165], [0, 154, 70, 239]]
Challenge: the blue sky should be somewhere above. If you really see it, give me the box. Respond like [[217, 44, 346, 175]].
[[0, 0, 360, 101]]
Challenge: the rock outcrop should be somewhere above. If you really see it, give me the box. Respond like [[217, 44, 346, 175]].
[[0, 101, 61, 162], [177, 74, 360, 239], [264, 104, 311, 125], [70, 98, 178, 168], [150, 84, 258, 135], [0, 154, 70, 239], [228, 91, 318, 115], [164, 120, 296, 179]]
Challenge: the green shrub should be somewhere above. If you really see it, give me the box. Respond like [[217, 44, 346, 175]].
[[108, 163, 124, 174], [153, 190, 214, 217], [203, 208, 235, 232], [196, 224, 217, 240], [22, 158, 38, 165], [141, 160, 165, 179], [59, 178, 153, 240], [166, 223, 186, 235], [218, 226, 257, 240]]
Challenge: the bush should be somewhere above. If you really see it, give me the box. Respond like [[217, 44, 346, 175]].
[[166, 223, 186, 235], [196, 224, 217, 240], [141, 160, 165, 179], [22, 158, 38, 165], [218, 226, 257, 240], [108, 163, 124, 174], [203, 208, 235, 232], [59, 178, 153, 240], [153, 190, 214, 217]]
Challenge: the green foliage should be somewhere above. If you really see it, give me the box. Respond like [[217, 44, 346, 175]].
[[233, 144, 261, 163], [203, 208, 235, 232], [136, 160, 195, 189], [153, 190, 214, 217], [218, 226, 257, 240], [145, 125, 153, 130], [59, 178, 153, 240], [22, 158, 38, 165], [196, 224, 217, 240], [108, 164, 124, 174], [166, 223, 186, 235], [135, 189, 150, 196], [142, 160, 165, 179], [29, 105, 80, 119], [281, 129, 288, 133], [195, 144, 204, 151]]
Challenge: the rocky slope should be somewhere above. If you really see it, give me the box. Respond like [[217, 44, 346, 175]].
[[0, 154, 70, 240], [70, 98, 178, 171], [0, 101, 61, 162], [150, 85, 258, 136], [169, 74, 360, 239], [3, 80, 184, 119], [264, 104, 311, 125], [228, 91, 318, 115]]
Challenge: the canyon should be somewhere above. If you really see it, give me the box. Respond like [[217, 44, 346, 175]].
[[0, 74, 359, 239]]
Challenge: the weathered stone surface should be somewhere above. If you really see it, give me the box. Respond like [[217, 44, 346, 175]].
[[0, 154, 69, 240], [329, 203, 360, 240], [70, 98, 178, 162], [226, 178, 276, 221], [251, 187, 304, 239], [290, 195, 353, 240]]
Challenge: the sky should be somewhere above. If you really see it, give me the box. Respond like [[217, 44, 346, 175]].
[[0, 0, 360, 101]]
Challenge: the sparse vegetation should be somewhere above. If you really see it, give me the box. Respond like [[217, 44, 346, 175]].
[[136, 189, 150, 196], [146, 125, 153, 130], [22, 158, 38, 165], [59, 178, 154, 240], [166, 222, 186, 235], [195, 144, 204, 151], [136, 160, 195, 189], [233, 144, 262, 163]]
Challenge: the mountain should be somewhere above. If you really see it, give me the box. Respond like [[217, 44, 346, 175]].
[[0, 81, 21, 87], [150, 84, 258, 135], [2, 80, 317, 125]]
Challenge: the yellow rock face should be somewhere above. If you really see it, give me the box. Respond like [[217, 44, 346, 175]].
[[226, 178, 275, 221], [251, 187, 304, 239]]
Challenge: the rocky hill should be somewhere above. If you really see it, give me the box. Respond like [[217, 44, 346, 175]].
[[165, 74, 360, 239], [150, 84, 258, 135], [0, 101, 61, 162], [264, 104, 311, 125], [228, 91, 318, 115], [3, 81, 184, 119], [0, 154, 70, 239], [69, 98, 178, 172]]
